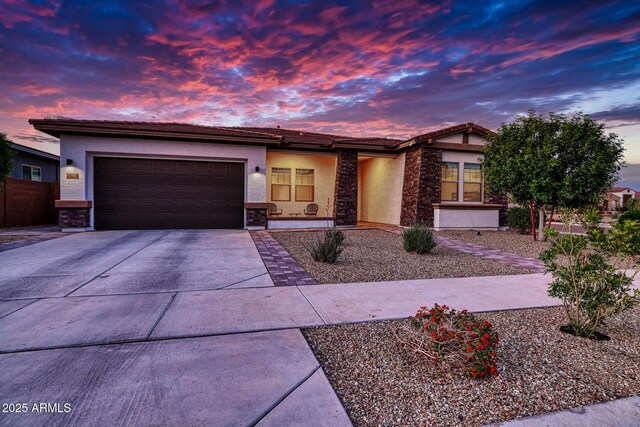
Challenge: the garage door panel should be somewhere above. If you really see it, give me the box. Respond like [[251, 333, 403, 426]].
[[94, 157, 245, 230]]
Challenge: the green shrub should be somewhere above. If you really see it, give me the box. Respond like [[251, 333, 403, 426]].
[[618, 208, 640, 224], [619, 198, 639, 213], [307, 228, 345, 263], [541, 213, 640, 338], [402, 224, 438, 254], [507, 206, 539, 234]]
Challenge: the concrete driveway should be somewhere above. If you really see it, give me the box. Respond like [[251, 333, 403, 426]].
[[0, 230, 350, 426], [0, 230, 274, 299]]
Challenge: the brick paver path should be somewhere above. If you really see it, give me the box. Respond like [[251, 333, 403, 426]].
[[375, 225, 546, 272], [250, 230, 319, 286], [436, 237, 546, 272]]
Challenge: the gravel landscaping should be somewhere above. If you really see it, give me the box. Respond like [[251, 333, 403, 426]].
[[271, 229, 529, 283], [304, 306, 640, 426], [0, 235, 33, 244], [437, 230, 551, 259]]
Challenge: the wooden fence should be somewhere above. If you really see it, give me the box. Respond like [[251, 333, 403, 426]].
[[0, 177, 60, 227]]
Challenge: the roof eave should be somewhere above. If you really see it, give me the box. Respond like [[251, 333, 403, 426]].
[[29, 120, 282, 146]]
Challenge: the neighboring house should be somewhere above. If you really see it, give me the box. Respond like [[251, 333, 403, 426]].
[[10, 143, 60, 182], [606, 187, 637, 210], [30, 119, 507, 232], [603, 192, 621, 212]]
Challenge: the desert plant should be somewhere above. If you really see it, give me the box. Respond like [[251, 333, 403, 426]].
[[507, 206, 539, 234], [541, 210, 640, 338], [397, 304, 499, 379], [402, 224, 438, 254], [307, 227, 345, 263]]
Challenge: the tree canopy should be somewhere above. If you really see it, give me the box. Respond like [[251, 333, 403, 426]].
[[482, 109, 625, 239], [0, 133, 14, 179]]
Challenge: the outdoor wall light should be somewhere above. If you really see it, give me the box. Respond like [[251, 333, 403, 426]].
[[66, 159, 74, 166], [255, 166, 260, 172]]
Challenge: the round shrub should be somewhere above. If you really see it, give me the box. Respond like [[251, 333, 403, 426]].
[[507, 206, 539, 234], [398, 304, 499, 379]]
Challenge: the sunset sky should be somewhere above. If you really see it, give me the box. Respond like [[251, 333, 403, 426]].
[[1, 0, 639, 187]]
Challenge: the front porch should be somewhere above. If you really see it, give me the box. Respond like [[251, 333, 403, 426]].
[[265, 151, 337, 229]]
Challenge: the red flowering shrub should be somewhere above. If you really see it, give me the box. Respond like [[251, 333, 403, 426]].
[[398, 304, 499, 379]]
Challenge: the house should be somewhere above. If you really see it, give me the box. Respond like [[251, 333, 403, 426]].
[[606, 187, 637, 211], [29, 118, 507, 232], [10, 143, 60, 182]]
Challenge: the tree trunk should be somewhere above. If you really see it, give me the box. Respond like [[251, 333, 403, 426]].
[[547, 206, 555, 229], [529, 199, 537, 241], [538, 207, 546, 241]]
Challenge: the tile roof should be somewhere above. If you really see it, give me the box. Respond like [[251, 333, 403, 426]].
[[610, 187, 634, 192], [29, 118, 488, 151], [29, 119, 282, 141]]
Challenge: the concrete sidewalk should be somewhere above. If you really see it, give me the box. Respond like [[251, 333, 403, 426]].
[[0, 273, 561, 353], [490, 395, 640, 426]]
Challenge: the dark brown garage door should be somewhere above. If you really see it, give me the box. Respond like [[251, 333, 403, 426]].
[[94, 157, 244, 230]]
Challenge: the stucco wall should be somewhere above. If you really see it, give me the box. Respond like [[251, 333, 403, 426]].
[[434, 207, 499, 230], [59, 134, 268, 228], [357, 153, 405, 224], [266, 151, 337, 216]]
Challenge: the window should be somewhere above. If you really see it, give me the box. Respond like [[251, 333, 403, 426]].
[[271, 167, 291, 201], [295, 169, 314, 202], [441, 162, 459, 201], [22, 165, 42, 182], [463, 163, 482, 202]]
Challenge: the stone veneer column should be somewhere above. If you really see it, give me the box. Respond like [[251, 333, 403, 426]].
[[484, 191, 509, 226], [400, 146, 442, 227], [55, 200, 92, 230], [245, 203, 268, 228], [333, 149, 358, 226]]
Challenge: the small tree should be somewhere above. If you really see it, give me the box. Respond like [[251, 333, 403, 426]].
[[541, 209, 640, 338], [0, 133, 14, 182], [483, 110, 624, 240]]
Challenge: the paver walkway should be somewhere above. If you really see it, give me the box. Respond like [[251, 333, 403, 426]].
[[251, 230, 319, 286], [374, 225, 546, 272], [436, 237, 546, 272]]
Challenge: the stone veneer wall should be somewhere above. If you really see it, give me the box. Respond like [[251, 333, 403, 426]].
[[484, 191, 509, 226], [59, 208, 91, 228], [400, 146, 442, 226], [246, 208, 267, 227], [333, 149, 358, 226]]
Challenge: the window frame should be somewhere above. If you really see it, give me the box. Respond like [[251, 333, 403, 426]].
[[270, 167, 291, 201], [441, 161, 459, 202], [462, 162, 483, 202], [22, 164, 42, 182], [294, 168, 315, 202]]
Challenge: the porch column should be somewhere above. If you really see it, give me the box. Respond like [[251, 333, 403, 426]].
[[333, 149, 358, 226], [400, 146, 442, 226]]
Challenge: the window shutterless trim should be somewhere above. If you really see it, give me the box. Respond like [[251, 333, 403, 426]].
[[441, 162, 459, 201]]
